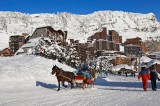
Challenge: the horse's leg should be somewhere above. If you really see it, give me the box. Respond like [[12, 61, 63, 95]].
[[57, 81, 60, 91], [72, 79, 76, 88], [62, 81, 67, 88], [70, 79, 73, 89], [82, 82, 86, 90], [91, 81, 93, 87], [92, 79, 95, 88], [71, 82, 73, 89]]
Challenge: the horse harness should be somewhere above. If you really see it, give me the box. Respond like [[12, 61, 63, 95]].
[[56, 70, 72, 81]]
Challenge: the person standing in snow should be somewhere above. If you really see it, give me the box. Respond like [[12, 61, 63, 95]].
[[82, 71, 91, 90], [89, 68, 96, 81], [89, 68, 95, 78], [40, 48, 42, 57], [149, 65, 158, 91], [86, 71, 91, 82], [89, 68, 96, 87], [138, 66, 150, 91], [125, 71, 128, 77], [35, 47, 39, 56]]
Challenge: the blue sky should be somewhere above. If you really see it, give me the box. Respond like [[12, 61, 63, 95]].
[[0, 0, 160, 21]]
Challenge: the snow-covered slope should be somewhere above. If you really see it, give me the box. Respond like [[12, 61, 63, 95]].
[[0, 55, 76, 90], [1, 55, 160, 106], [0, 10, 160, 50]]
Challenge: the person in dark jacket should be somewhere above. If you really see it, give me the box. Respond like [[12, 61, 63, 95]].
[[149, 65, 158, 91], [89, 68, 96, 78]]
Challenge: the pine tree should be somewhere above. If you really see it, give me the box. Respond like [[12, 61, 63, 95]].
[[37, 37, 80, 66]]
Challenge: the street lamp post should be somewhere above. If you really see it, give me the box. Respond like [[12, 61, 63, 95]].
[[130, 45, 133, 72], [138, 49, 142, 72]]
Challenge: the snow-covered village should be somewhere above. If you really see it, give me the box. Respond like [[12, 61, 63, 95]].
[[1, 1, 160, 106]]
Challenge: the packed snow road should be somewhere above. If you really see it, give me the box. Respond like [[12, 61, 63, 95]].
[[0, 55, 160, 106], [1, 76, 160, 106]]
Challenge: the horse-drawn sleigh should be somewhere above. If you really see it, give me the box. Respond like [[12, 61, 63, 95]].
[[51, 65, 95, 91]]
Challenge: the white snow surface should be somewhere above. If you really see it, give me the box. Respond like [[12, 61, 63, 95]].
[[1, 55, 160, 106], [0, 10, 160, 50]]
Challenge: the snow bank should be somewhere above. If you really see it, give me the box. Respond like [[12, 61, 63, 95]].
[[0, 55, 76, 90]]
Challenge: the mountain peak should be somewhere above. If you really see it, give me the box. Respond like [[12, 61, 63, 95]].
[[0, 10, 160, 49]]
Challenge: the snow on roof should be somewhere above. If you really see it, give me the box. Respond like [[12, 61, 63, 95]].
[[146, 59, 160, 69], [150, 52, 160, 56], [140, 56, 152, 63], [22, 37, 41, 48], [17, 48, 24, 53], [15, 37, 41, 55], [116, 55, 126, 58], [103, 51, 119, 53], [113, 64, 131, 71]]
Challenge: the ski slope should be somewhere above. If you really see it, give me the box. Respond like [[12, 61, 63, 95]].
[[0, 55, 160, 106]]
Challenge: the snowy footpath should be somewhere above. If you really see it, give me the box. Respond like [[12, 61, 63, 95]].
[[0, 55, 160, 106]]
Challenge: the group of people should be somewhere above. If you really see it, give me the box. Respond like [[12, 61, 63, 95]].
[[138, 64, 160, 91], [77, 68, 96, 89]]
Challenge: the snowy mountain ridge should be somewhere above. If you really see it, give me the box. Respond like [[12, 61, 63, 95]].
[[0, 10, 160, 49]]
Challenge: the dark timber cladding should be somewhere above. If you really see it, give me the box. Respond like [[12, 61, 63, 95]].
[[31, 26, 67, 44], [9, 35, 25, 55]]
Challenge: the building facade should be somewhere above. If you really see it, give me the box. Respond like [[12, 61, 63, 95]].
[[124, 44, 142, 57], [31, 26, 67, 46], [9, 34, 29, 55], [89, 28, 107, 41], [93, 39, 119, 52], [111, 56, 136, 66], [0, 48, 10, 57], [108, 30, 122, 43], [124, 37, 146, 55]]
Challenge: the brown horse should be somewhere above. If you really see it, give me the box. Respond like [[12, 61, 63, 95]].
[[51, 65, 75, 91]]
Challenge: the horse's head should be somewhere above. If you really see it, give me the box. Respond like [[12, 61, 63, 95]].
[[51, 65, 58, 75]]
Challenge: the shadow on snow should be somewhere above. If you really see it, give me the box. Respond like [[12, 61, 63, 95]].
[[36, 81, 58, 90], [36, 78, 160, 92], [94, 77, 160, 91]]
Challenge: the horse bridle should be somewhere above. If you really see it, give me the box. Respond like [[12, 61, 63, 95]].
[[57, 70, 63, 77]]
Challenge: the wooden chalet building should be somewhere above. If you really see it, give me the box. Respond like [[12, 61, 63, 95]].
[[111, 56, 134, 66], [124, 37, 146, 55], [89, 28, 107, 41], [86, 28, 121, 58], [154, 64, 160, 73], [124, 44, 142, 57], [108, 30, 122, 44], [0, 48, 10, 57], [31, 26, 67, 47], [9, 34, 29, 55]]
